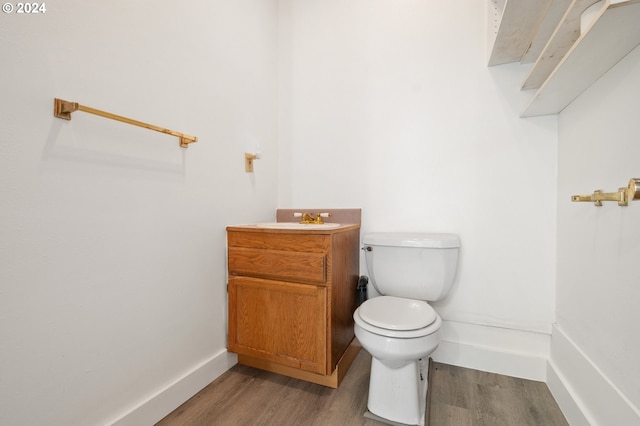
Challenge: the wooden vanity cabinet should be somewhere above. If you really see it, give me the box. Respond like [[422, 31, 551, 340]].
[[226, 225, 360, 388]]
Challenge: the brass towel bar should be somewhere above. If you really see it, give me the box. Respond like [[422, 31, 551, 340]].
[[53, 98, 197, 148], [572, 178, 640, 206]]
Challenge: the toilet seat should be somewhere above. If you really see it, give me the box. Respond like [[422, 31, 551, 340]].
[[355, 296, 441, 338], [360, 296, 436, 330]]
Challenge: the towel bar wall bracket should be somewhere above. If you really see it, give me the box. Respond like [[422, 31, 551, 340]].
[[571, 178, 640, 206], [53, 98, 197, 148]]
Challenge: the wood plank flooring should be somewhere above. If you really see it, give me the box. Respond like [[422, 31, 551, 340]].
[[428, 362, 568, 426], [157, 350, 568, 426]]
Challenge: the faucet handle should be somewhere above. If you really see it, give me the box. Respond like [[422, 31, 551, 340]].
[[314, 212, 331, 224]]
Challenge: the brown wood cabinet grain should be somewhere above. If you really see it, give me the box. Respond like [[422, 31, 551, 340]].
[[226, 224, 360, 388]]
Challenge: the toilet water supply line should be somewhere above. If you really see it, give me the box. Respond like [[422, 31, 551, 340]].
[[572, 178, 640, 206]]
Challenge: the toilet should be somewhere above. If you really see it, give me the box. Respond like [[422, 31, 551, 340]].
[[353, 232, 460, 426]]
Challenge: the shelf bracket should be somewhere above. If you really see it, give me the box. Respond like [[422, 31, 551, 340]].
[[54, 98, 197, 148]]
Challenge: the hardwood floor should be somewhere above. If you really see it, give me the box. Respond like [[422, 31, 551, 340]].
[[157, 350, 568, 426], [428, 362, 568, 426]]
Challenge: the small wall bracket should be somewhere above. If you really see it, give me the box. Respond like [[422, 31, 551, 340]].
[[54, 98, 79, 120], [245, 152, 260, 173]]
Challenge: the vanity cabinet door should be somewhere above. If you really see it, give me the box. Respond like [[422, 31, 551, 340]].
[[228, 276, 328, 375]]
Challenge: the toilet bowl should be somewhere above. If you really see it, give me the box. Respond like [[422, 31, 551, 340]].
[[354, 296, 442, 425], [355, 232, 460, 426]]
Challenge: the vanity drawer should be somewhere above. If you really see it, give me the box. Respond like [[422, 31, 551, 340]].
[[227, 231, 330, 252], [228, 247, 326, 284]]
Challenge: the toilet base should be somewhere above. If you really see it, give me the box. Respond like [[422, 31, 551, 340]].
[[366, 357, 429, 426], [364, 409, 413, 426]]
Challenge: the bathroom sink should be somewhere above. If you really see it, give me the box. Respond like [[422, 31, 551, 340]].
[[254, 222, 341, 230]]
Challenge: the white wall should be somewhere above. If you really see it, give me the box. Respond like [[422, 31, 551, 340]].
[[11, 1, 635, 424], [553, 44, 640, 425], [0, 1, 279, 425], [278, 0, 558, 379]]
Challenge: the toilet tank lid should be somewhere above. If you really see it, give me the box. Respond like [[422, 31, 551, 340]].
[[363, 232, 460, 248]]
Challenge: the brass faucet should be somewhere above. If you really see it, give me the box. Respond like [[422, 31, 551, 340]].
[[300, 212, 328, 224]]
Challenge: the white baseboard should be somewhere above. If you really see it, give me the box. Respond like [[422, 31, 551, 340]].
[[108, 350, 237, 426], [546, 359, 589, 425], [547, 325, 640, 426], [431, 319, 550, 381]]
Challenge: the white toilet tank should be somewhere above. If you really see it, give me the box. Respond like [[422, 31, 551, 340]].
[[363, 232, 460, 301]]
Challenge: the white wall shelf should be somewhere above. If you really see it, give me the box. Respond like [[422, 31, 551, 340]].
[[520, 0, 573, 64], [521, 0, 597, 90], [522, 0, 640, 117], [487, 0, 552, 66], [488, 0, 640, 117]]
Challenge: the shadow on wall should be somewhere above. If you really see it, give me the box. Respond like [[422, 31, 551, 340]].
[[43, 113, 187, 176]]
